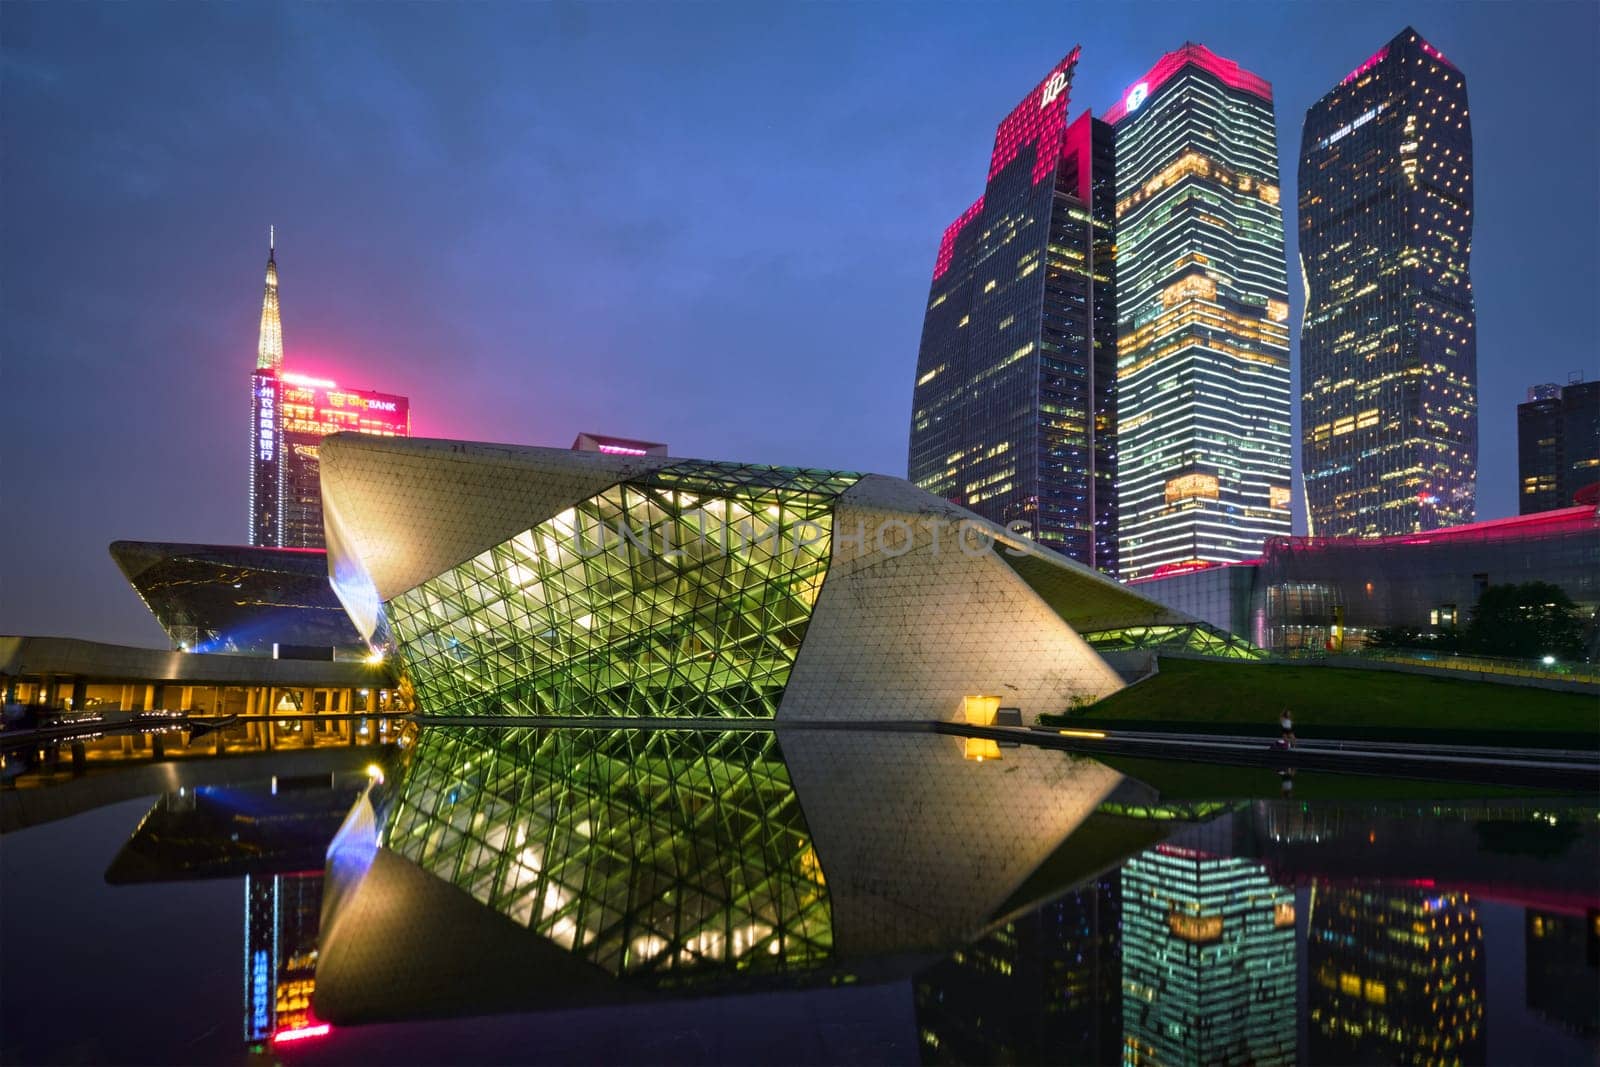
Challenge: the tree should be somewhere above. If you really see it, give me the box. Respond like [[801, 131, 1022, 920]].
[[1462, 581, 1586, 661]]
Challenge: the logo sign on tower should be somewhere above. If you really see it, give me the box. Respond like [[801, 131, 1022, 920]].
[[1126, 82, 1149, 112], [1040, 70, 1069, 108]]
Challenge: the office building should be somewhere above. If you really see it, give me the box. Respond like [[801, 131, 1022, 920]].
[[1300, 28, 1476, 536], [1519, 381, 1600, 514], [1107, 45, 1293, 579], [247, 235, 410, 549], [908, 49, 1120, 572]]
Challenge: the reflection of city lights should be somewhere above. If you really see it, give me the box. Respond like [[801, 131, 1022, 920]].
[[272, 1024, 331, 1043], [365, 763, 385, 784], [365, 649, 386, 665], [1058, 728, 1107, 740]]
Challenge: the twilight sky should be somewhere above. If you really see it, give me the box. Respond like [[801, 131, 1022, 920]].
[[2, 2, 1596, 646]]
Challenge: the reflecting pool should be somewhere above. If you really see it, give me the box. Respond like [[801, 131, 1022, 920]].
[[2, 724, 1596, 1065]]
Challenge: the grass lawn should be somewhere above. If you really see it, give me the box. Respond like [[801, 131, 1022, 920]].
[[1047, 656, 1599, 737]]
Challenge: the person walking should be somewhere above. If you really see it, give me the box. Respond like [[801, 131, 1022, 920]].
[[1279, 708, 1296, 749]]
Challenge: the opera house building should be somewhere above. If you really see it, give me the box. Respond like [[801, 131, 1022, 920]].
[[317, 433, 1249, 726]]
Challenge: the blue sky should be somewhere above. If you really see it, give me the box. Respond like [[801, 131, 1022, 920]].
[[3, 2, 1596, 645]]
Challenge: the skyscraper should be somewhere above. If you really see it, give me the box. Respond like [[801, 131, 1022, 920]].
[[1107, 45, 1293, 578], [908, 49, 1120, 572], [1300, 27, 1476, 536], [1518, 381, 1600, 513], [247, 234, 411, 549], [249, 234, 284, 547]]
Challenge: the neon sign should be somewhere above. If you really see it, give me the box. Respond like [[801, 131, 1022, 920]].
[[1040, 70, 1069, 108], [1126, 82, 1148, 112]]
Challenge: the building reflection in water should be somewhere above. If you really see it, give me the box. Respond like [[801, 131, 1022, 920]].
[[67, 727, 1600, 1063], [914, 877, 1122, 1065], [1119, 843, 1297, 1066], [312, 724, 1126, 1022], [1524, 908, 1600, 1039], [100, 773, 369, 1050], [1307, 888, 1485, 1064]]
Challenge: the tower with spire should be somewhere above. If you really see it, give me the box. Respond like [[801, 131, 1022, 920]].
[[245, 229, 412, 550], [249, 229, 284, 546], [257, 226, 283, 372]]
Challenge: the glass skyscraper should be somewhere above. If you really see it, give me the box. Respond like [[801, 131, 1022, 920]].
[[1108, 45, 1293, 579], [1300, 27, 1476, 536], [1518, 380, 1600, 514], [908, 49, 1120, 573]]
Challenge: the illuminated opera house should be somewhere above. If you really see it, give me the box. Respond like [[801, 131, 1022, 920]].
[[315, 433, 1251, 726]]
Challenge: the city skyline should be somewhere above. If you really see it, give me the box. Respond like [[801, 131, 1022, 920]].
[[3, 3, 1596, 645]]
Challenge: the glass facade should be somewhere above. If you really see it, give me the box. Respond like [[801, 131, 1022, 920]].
[[1518, 381, 1600, 514], [1129, 505, 1600, 653], [1108, 45, 1293, 579], [386, 460, 860, 719], [379, 725, 833, 982], [908, 49, 1121, 573], [109, 540, 368, 656], [1300, 28, 1477, 536]]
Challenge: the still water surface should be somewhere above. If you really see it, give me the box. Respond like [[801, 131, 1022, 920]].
[[1, 725, 1595, 1066]]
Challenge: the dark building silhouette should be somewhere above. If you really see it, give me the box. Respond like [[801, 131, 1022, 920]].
[[914, 878, 1122, 1064], [1518, 381, 1600, 514]]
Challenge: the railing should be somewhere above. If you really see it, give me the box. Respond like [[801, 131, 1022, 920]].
[[1274, 647, 1600, 686]]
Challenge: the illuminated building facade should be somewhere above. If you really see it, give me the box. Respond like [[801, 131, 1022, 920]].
[[1300, 28, 1477, 536], [247, 236, 410, 550], [1307, 888, 1485, 1064], [571, 432, 668, 457], [249, 236, 284, 548], [1518, 381, 1600, 514], [1106, 46, 1292, 579], [277, 373, 409, 549], [318, 436, 1219, 724], [1120, 845, 1296, 1066], [908, 49, 1121, 573]]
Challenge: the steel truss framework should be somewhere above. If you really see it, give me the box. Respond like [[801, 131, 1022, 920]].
[[387, 461, 861, 719], [380, 726, 833, 983], [1081, 622, 1265, 659]]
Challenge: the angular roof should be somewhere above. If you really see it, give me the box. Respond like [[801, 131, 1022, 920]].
[[109, 540, 365, 654]]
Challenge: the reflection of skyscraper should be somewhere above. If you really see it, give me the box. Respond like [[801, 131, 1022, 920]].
[[1525, 909, 1599, 1037], [244, 872, 326, 1045], [1306, 888, 1485, 1064], [915, 877, 1121, 1065], [1120, 845, 1296, 1066], [247, 234, 411, 549]]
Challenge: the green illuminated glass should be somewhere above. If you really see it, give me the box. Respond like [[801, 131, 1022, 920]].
[[387, 461, 860, 719], [379, 726, 833, 982], [1081, 622, 1265, 660]]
